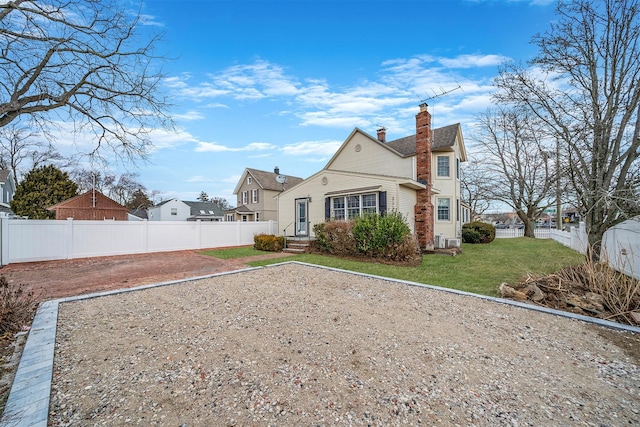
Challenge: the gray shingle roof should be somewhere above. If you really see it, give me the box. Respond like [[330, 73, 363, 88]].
[[385, 123, 461, 156], [183, 201, 224, 216], [246, 168, 304, 191]]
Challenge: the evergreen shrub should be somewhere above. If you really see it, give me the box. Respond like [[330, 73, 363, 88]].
[[462, 221, 496, 244]]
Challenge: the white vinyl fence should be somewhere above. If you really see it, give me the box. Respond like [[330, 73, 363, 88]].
[[0, 218, 277, 265], [495, 222, 589, 255], [601, 217, 640, 280]]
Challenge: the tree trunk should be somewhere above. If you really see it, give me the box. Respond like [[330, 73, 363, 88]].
[[516, 210, 536, 238]]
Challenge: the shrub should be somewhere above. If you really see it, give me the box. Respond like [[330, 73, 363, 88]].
[[462, 229, 481, 244], [0, 276, 37, 336], [253, 234, 285, 252], [313, 213, 420, 263], [462, 221, 495, 244], [312, 220, 356, 254], [352, 212, 410, 257]]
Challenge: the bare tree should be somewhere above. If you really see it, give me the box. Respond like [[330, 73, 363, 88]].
[[0, 121, 71, 182], [459, 154, 493, 219], [494, 0, 640, 258], [0, 0, 172, 163], [71, 169, 146, 205], [476, 107, 556, 237]]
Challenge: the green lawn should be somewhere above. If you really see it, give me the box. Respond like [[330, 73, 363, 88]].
[[202, 238, 584, 297], [200, 245, 270, 259]]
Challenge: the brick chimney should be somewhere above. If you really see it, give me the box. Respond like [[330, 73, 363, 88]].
[[414, 103, 434, 250], [376, 127, 386, 143]]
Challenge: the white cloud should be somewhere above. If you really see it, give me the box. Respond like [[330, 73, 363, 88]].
[[173, 111, 205, 121], [439, 54, 509, 69], [281, 140, 342, 156], [194, 141, 277, 153]]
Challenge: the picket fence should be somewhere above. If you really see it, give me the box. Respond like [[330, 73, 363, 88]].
[[0, 218, 277, 266], [496, 223, 588, 254]]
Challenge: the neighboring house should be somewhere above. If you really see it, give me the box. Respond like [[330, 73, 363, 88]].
[[277, 103, 469, 250], [48, 190, 129, 220], [0, 169, 16, 218], [148, 199, 223, 221], [128, 209, 148, 221], [226, 167, 303, 222], [183, 201, 224, 221]]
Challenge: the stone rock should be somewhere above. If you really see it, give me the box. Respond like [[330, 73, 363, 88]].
[[524, 284, 545, 302], [584, 292, 605, 312]]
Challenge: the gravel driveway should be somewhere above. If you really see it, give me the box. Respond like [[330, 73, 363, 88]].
[[49, 263, 639, 426]]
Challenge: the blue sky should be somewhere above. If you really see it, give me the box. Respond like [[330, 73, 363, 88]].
[[107, 0, 558, 204]]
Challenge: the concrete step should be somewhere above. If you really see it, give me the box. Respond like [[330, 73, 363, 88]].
[[283, 247, 306, 254]]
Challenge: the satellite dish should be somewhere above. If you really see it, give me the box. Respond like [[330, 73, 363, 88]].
[[275, 175, 287, 184]]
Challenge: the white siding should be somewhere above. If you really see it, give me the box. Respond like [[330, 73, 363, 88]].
[[328, 132, 413, 179], [278, 171, 416, 237]]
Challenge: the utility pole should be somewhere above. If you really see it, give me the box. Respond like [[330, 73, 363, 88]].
[[556, 139, 562, 230]]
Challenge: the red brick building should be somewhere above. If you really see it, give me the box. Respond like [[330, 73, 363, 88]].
[[48, 190, 129, 220]]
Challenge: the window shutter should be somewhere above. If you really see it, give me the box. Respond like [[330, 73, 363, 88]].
[[325, 197, 330, 220], [256, 190, 259, 203], [379, 191, 387, 215]]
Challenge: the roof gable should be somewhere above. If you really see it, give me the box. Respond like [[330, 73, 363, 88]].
[[233, 168, 304, 194], [324, 128, 408, 170], [48, 190, 128, 211]]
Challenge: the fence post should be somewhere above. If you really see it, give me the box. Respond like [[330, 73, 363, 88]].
[[142, 220, 148, 253], [196, 220, 202, 249], [66, 218, 74, 259], [0, 218, 6, 266]]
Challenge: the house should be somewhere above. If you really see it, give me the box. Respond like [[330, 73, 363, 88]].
[[276, 103, 469, 250], [226, 167, 303, 222], [48, 190, 129, 220], [0, 169, 16, 218], [148, 199, 223, 221]]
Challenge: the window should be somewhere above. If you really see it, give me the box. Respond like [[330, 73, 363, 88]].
[[437, 198, 450, 221], [241, 215, 248, 222], [226, 214, 233, 221], [437, 156, 450, 177], [333, 197, 346, 220], [331, 193, 378, 219], [362, 194, 377, 216], [456, 158, 460, 179], [347, 195, 360, 218], [247, 176, 252, 184], [252, 189, 258, 203], [242, 191, 248, 205], [170, 207, 177, 216]]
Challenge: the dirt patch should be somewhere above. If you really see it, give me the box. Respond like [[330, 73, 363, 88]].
[[0, 250, 283, 302]]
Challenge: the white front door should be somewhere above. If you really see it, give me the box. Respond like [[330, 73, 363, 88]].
[[296, 200, 308, 236]]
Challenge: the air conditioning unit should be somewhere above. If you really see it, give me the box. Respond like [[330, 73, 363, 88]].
[[446, 238, 461, 248], [435, 233, 445, 249]]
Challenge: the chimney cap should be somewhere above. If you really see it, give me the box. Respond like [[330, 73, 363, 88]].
[[419, 102, 428, 111]]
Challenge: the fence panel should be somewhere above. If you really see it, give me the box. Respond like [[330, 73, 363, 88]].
[[71, 220, 146, 258], [602, 218, 640, 280], [0, 219, 277, 265], [3, 220, 69, 263]]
